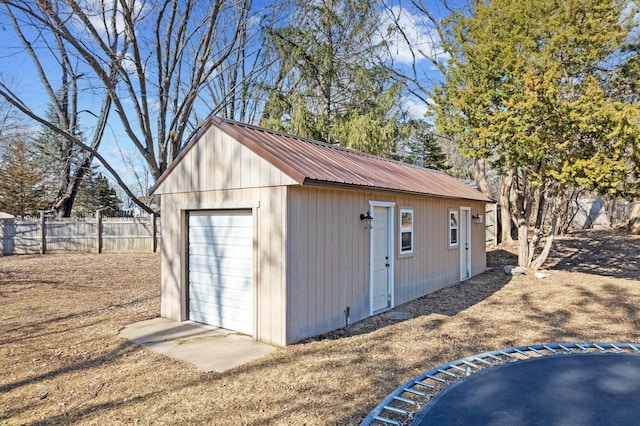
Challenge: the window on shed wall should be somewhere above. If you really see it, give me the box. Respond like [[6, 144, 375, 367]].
[[399, 208, 414, 255], [449, 209, 459, 247]]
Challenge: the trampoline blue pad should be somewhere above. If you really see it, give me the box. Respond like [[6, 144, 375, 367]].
[[412, 352, 640, 426]]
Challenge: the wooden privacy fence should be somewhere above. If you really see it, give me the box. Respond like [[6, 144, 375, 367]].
[[0, 213, 160, 255]]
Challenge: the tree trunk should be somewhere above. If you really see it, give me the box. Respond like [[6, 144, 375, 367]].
[[474, 158, 491, 195], [557, 188, 581, 234], [511, 169, 533, 268], [500, 172, 514, 244], [52, 148, 92, 218], [55, 197, 74, 218], [527, 186, 546, 265], [629, 203, 640, 235], [513, 193, 529, 267], [517, 220, 529, 268], [530, 208, 561, 270]]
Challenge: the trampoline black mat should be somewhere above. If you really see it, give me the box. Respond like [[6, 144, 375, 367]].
[[412, 352, 640, 425], [361, 343, 640, 426]]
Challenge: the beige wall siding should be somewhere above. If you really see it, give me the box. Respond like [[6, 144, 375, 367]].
[[286, 186, 488, 344], [159, 186, 288, 346], [286, 186, 371, 343], [155, 127, 296, 195]]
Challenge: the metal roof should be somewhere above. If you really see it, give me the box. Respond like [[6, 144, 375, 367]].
[[153, 116, 493, 203]]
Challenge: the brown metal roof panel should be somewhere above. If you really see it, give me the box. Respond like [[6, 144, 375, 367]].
[[210, 117, 493, 203]]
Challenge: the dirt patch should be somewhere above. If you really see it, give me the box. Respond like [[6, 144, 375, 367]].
[[1, 229, 639, 425]]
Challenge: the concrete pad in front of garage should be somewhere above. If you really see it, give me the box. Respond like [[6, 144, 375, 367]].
[[119, 317, 276, 373]]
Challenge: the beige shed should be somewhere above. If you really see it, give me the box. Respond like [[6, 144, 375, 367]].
[[151, 116, 493, 346]]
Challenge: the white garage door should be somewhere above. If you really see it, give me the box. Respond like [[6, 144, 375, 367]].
[[188, 210, 253, 335]]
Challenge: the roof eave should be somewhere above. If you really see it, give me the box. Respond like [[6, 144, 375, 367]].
[[301, 178, 495, 203]]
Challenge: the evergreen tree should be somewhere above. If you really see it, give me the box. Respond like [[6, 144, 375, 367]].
[[32, 103, 92, 217], [72, 171, 120, 217], [400, 119, 449, 171], [434, 0, 640, 269], [0, 139, 47, 217], [261, 0, 403, 158]]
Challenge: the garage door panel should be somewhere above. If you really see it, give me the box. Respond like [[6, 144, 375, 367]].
[[188, 241, 253, 259], [189, 211, 253, 228], [188, 302, 252, 332], [188, 210, 253, 336], [188, 226, 253, 240], [189, 294, 253, 324], [189, 259, 252, 272], [188, 290, 252, 311], [189, 249, 253, 264], [188, 272, 252, 292]]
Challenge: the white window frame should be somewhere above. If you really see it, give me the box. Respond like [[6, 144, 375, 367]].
[[399, 208, 414, 256], [449, 209, 459, 247]]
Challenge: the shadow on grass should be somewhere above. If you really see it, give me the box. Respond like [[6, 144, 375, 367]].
[[0, 269, 60, 289], [175, 238, 639, 424], [545, 229, 640, 279], [0, 341, 141, 422], [0, 341, 136, 397], [0, 296, 156, 346], [24, 396, 153, 426], [300, 249, 516, 343]]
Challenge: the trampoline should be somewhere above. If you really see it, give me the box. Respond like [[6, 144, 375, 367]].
[[361, 343, 640, 426]]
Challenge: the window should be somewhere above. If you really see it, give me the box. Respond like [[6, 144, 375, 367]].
[[399, 208, 413, 255], [449, 210, 459, 247]]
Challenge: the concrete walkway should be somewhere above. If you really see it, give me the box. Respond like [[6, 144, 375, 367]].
[[119, 317, 276, 373]]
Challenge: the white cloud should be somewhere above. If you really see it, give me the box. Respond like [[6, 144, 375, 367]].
[[378, 6, 449, 65], [75, 0, 148, 36], [118, 52, 140, 76], [402, 96, 430, 119], [109, 145, 131, 158]]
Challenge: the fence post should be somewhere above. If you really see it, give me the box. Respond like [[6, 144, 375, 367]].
[[151, 213, 157, 253], [96, 210, 103, 253], [40, 211, 46, 255]]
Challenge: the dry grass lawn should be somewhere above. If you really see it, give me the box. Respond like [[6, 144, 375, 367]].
[[1, 229, 639, 425]]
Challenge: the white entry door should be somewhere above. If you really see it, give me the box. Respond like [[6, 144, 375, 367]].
[[187, 210, 253, 335], [460, 208, 471, 281], [372, 205, 392, 313]]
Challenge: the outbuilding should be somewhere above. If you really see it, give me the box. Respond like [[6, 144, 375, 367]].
[[152, 116, 493, 346]]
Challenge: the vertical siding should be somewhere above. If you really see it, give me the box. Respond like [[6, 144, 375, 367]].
[[305, 188, 318, 332], [154, 126, 297, 195], [286, 187, 373, 343], [160, 194, 181, 321], [286, 187, 488, 344], [156, 125, 300, 346], [255, 186, 287, 346], [159, 187, 287, 346], [390, 198, 487, 306]]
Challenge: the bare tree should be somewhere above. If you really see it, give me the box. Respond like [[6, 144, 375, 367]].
[[202, 1, 287, 124], [0, 92, 26, 145], [0, 0, 251, 213], [2, 3, 114, 216]]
